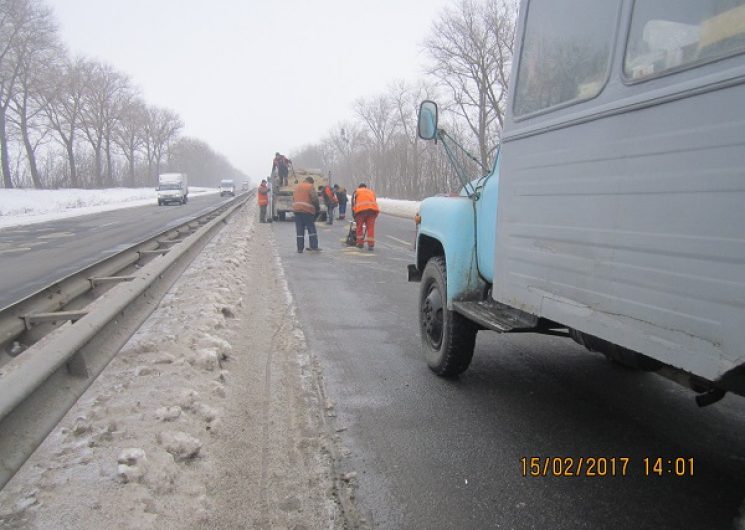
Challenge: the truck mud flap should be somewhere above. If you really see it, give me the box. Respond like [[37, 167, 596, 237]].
[[407, 264, 422, 282]]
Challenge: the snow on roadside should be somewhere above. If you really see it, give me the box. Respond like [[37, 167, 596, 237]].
[[0, 205, 242, 528], [0, 202, 344, 529], [0, 187, 219, 230], [0, 187, 419, 230], [377, 198, 420, 219]]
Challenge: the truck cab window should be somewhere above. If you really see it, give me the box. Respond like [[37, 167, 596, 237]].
[[513, 0, 619, 117], [625, 0, 745, 81]]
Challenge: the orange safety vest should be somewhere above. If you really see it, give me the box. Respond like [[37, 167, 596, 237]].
[[324, 185, 338, 205], [352, 187, 379, 214], [292, 181, 317, 214], [258, 184, 269, 206]]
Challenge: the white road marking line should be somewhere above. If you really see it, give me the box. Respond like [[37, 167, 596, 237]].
[[38, 232, 74, 239], [0, 247, 31, 255], [385, 235, 411, 246]]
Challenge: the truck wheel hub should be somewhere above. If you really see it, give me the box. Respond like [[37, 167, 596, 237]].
[[423, 286, 444, 348]]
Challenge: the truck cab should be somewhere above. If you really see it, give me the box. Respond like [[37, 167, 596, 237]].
[[409, 0, 745, 406]]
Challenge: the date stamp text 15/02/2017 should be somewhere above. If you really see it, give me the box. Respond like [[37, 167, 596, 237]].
[[519, 457, 695, 478]]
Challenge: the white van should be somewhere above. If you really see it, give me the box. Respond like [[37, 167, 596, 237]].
[[219, 179, 235, 197], [157, 173, 188, 205]]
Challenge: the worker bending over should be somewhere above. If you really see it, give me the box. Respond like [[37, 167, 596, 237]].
[[352, 183, 379, 251]]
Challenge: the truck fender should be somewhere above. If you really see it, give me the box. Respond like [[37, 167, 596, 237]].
[[416, 197, 486, 308]]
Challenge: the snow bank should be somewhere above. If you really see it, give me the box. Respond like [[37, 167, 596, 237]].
[[0, 187, 422, 229], [377, 198, 420, 219], [0, 187, 218, 229], [0, 200, 344, 529]]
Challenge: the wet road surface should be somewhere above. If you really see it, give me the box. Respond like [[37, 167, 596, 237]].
[[274, 213, 745, 530], [0, 192, 230, 308]]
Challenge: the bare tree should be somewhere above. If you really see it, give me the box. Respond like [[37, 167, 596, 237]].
[[168, 136, 245, 187], [353, 94, 399, 190], [290, 143, 327, 173], [424, 0, 517, 169], [389, 79, 440, 197], [327, 122, 366, 184], [43, 57, 89, 187], [79, 61, 130, 187], [143, 105, 182, 183], [113, 95, 146, 186], [0, 0, 52, 187], [6, 0, 57, 188], [484, 0, 517, 124]]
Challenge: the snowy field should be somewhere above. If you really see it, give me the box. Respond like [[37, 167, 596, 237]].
[[0, 188, 418, 230], [0, 187, 219, 229]]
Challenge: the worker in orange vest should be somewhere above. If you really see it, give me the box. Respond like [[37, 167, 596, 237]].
[[257, 179, 269, 223], [351, 182, 380, 251], [292, 176, 321, 253], [321, 183, 338, 225]]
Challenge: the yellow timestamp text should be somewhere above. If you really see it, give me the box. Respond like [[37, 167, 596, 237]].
[[519, 457, 694, 477]]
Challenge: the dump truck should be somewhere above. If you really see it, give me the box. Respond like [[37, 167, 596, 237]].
[[271, 168, 329, 222]]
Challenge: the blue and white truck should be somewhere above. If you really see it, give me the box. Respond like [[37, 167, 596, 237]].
[[408, 0, 745, 406]]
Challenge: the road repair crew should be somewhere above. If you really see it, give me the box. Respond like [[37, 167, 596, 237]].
[[292, 176, 321, 253], [352, 182, 380, 251], [321, 182, 338, 225], [272, 152, 292, 187], [334, 184, 348, 220], [257, 179, 269, 223]]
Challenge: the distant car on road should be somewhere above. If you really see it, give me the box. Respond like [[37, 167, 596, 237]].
[[157, 173, 188, 205], [241, 180, 250, 192], [219, 179, 235, 197]]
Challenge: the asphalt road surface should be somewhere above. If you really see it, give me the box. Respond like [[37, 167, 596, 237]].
[[0, 192, 232, 308], [274, 213, 745, 530]]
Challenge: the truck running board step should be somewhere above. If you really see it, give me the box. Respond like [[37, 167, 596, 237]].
[[453, 301, 537, 333]]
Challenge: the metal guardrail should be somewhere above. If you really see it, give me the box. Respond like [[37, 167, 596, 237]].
[[0, 191, 252, 489]]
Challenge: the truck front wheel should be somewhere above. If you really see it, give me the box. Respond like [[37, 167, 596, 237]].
[[419, 257, 477, 377]]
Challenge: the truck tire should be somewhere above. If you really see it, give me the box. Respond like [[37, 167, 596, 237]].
[[419, 257, 477, 377]]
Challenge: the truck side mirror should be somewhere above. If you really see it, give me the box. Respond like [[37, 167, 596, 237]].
[[418, 100, 438, 141]]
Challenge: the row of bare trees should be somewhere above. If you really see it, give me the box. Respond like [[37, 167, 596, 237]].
[[0, 0, 245, 189], [292, 0, 518, 199]]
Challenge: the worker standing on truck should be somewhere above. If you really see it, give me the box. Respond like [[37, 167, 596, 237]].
[[352, 182, 380, 251], [334, 184, 348, 220], [321, 183, 338, 225], [292, 176, 321, 253], [258, 179, 269, 223], [272, 152, 292, 187]]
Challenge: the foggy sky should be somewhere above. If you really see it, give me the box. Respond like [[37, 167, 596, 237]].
[[49, 0, 453, 180]]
